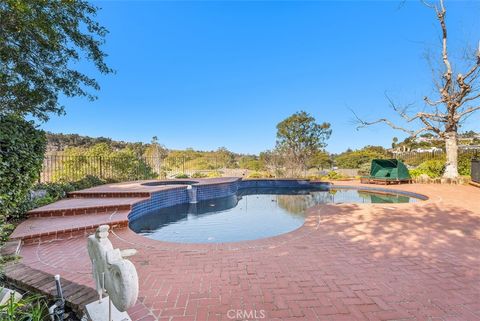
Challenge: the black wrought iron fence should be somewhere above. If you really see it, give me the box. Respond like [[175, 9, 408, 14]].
[[389, 150, 446, 166], [39, 149, 480, 183], [471, 159, 480, 183], [389, 149, 478, 167], [38, 154, 240, 183]]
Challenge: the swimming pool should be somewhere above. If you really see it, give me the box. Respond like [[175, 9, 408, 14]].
[[129, 186, 420, 243]]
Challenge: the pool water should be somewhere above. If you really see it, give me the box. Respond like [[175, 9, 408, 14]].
[[129, 187, 417, 243]]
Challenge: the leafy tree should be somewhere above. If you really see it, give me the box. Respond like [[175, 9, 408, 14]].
[[143, 136, 167, 159], [45, 132, 149, 152], [239, 156, 263, 171], [392, 137, 398, 149], [334, 146, 389, 169], [275, 111, 331, 174], [462, 130, 477, 138], [259, 150, 285, 177], [214, 147, 238, 168], [309, 150, 332, 170], [143, 136, 168, 173], [0, 0, 113, 121]]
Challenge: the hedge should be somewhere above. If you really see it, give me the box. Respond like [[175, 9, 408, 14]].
[[0, 115, 46, 224]]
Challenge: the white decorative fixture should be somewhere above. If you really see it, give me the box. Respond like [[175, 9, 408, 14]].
[[85, 225, 139, 321]]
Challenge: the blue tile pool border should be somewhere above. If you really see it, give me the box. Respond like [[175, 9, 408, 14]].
[[128, 179, 427, 221]]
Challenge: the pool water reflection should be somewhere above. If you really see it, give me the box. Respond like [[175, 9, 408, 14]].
[[129, 187, 417, 243]]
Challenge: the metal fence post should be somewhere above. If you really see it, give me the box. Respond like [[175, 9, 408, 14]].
[[99, 156, 103, 179]]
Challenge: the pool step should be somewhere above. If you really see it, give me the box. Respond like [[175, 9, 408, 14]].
[[28, 197, 147, 218], [11, 210, 130, 244]]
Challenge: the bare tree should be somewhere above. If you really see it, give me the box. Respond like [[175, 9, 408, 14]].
[[354, 0, 480, 179]]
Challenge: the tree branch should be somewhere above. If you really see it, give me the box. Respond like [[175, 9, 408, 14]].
[[437, 0, 453, 100], [421, 0, 436, 9], [460, 92, 480, 105], [424, 96, 443, 106], [463, 42, 480, 80], [385, 93, 447, 122], [384, 93, 417, 122], [351, 108, 434, 138], [456, 105, 480, 119]]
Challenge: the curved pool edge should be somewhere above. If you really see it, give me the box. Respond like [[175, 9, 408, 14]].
[[128, 179, 428, 222], [128, 178, 332, 221], [125, 179, 429, 247], [331, 184, 429, 201]]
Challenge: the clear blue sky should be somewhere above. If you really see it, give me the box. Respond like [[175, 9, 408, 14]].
[[40, 0, 480, 154]]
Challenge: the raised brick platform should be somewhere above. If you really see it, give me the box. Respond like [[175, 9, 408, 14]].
[[28, 197, 146, 217]]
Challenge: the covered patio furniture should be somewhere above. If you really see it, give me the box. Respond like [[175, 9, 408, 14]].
[[360, 159, 412, 185]]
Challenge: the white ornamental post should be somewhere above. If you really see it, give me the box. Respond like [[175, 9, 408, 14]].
[[85, 225, 139, 321]]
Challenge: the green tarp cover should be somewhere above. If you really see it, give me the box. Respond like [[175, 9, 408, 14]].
[[369, 159, 411, 180]]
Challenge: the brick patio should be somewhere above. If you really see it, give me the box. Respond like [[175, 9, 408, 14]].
[[6, 180, 480, 321]]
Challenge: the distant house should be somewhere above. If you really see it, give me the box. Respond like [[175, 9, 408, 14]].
[[459, 145, 480, 151], [414, 136, 442, 143], [412, 147, 443, 153]]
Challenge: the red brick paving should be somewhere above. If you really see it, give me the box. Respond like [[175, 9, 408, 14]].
[[8, 180, 480, 321]]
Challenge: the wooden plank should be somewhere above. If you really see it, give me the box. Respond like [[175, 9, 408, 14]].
[[3, 262, 96, 315]]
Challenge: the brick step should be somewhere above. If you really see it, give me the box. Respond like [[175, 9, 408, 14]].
[[28, 197, 147, 217], [10, 210, 130, 244], [3, 262, 97, 316]]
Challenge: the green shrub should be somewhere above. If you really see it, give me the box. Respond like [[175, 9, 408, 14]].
[[239, 157, 263, 171], [458, 153, 473, 176], [71, 175, 111, 190], [207, 171, 223, 178], [0, 292, 48, 321], [32, 195, 56, 208], [0, 115, 46, 223], [334, 146, 389, 169], [306, 175, 323, 180], [273, 169, 285, 177], [175, 173, 190, 179], [33, 182, 73, 200], [31, 175, 110, 209], [247, 171, 263, 178], [191, 172, 207, 178], [410, 160, 445, 178], [0, 223, 15, 245], [184, 157, 217, 170], [358, 162, 371, 176], [326, 171, 345, 180], [247, 171, 273, 178], [408, 169, 422, 178]]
